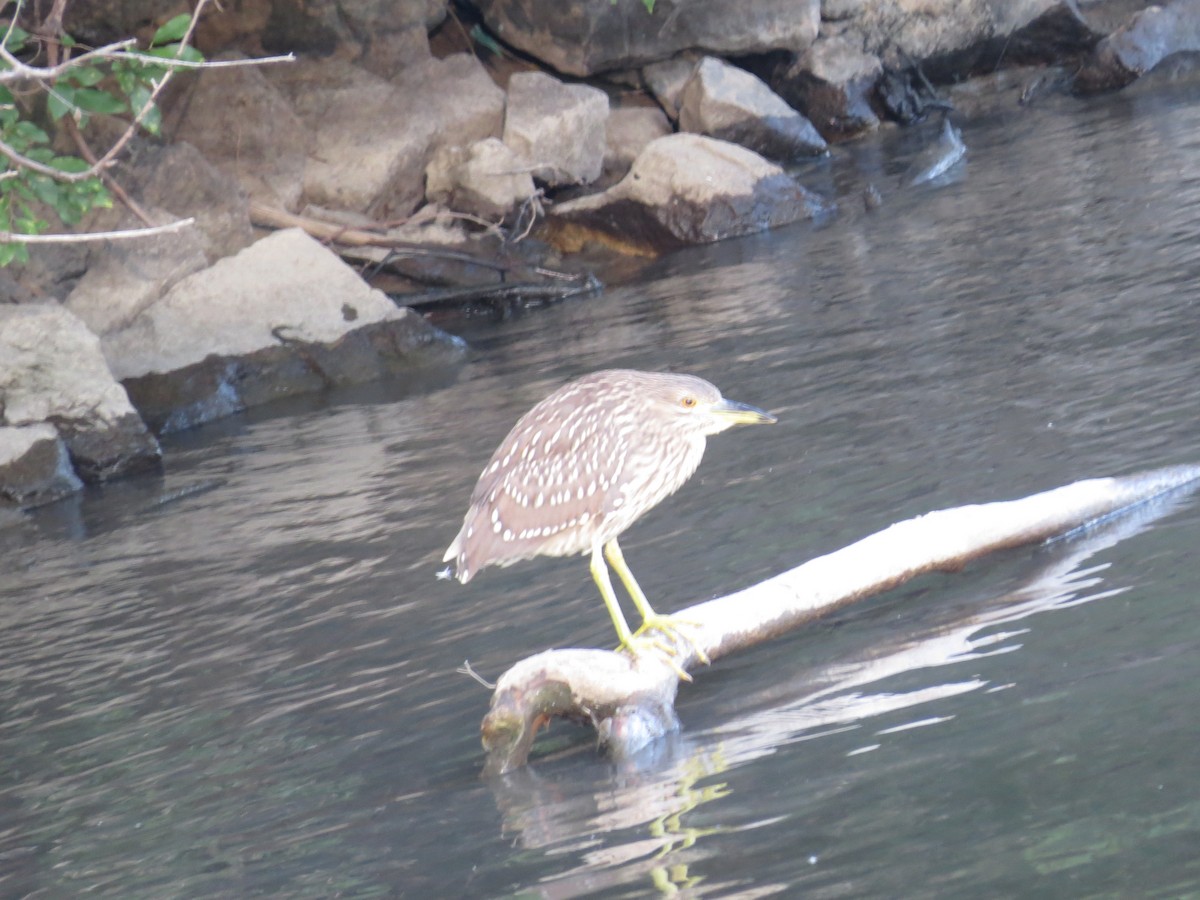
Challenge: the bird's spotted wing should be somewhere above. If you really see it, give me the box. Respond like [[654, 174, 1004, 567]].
[[445, 387, 626, 580]]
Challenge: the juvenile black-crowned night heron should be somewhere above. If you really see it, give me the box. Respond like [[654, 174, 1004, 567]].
[[443, 369, 777, 661]]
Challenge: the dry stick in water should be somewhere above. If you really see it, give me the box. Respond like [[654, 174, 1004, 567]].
[[480, 464, 1200, 774]]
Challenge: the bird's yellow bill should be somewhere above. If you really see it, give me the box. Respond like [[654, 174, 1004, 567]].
[[711, 398, 777, 425]]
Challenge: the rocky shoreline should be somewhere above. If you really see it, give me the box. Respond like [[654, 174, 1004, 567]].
[[2, 0, 1198, 508]]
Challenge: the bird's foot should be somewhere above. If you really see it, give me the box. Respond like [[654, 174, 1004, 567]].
[[618, 631, 694, 681], [634, 614, 710, 667]]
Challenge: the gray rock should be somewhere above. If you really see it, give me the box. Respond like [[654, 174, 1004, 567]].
[[360, 25, 433, 79], [166, 56, 310, 210], [604, 105, 673, 180], [1076, 0, 1200, 93], [0, 303, 161, 482], [829, 0, 1100, 78], [101, 229, 466, 433], [267, 55, 504, 218], [261, 0, 447, 54], [774, 35, 883, 140], [65, 218, 210, 337], [0, 424, 83, 509], [642, 54, 703, 119], [678, 57, 827, 160], [473, 0, 819, 76], [425, 138, 537, 221], [550, 133, 830, 253], [123, 142, 256, 263], [64, 141, 256, 339], [63, 0, 446, 51], [503, 72, 610, 187]]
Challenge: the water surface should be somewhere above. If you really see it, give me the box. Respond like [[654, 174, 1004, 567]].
[[2, 83, 1200, 897]]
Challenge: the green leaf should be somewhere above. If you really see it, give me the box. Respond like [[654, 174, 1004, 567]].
[[140, 103, 161, 134], [0, 242, 28, 268], [15, 210, 47, 233], [12, 121, 49, 144], [67, 65, 105, 87], [49, 156, 90, 174], [114, 66, 136, 96], [127, 57, 168, 82], [129, 83, 153, 118], [146, 44, 204, 63], [29, 176, 60, 207], [47, 85, 76, 121], [60, 34, 77, 48], [3, 26, 29, 53], [151, 14, 192, 47], [71, 88, 127, 115]]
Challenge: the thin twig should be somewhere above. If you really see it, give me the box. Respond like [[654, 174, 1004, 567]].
[[457, 660, 497, 691], [0, 38, 139, 82], [110, 50, 295, 70], [0, 217, 194, 242], [0, 137, 92, 179]]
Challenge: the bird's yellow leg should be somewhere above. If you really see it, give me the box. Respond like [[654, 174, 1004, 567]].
[[590, 544, 636, 648], [604, 539, 709, 666], [603, 537, 658, 623], [593, 544, 692, 681]]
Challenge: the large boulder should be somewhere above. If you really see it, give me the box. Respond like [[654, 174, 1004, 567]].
[[771, 35, 883, 141], [0, 424, 84, 509], [1075, 0, 1200, 93], [642, 54, 703, 120], [64, 0, 448, 56], [65, 142, 255, 336], [100, 229, 466, 433], [261, 0, 447, 54], [0, 303, 161, 483], [65, 220, 209, 337], [677, 57, 827, 160], [166, 58, 310, 210], [125, 142, 257, 263], [426, 138, 538, 221], [266, 55, 504, 218], [549, 133, 830, 254], [826, 0, 1101, 82], [502, 72, 610, 187], [603, 104, 673, 183], [472, 0, 820, 76]]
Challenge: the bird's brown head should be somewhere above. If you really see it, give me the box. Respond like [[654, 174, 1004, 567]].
[[627, 371, 778, 437]]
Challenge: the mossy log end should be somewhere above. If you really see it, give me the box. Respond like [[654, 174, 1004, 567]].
[[481, 465, 1200, 774]]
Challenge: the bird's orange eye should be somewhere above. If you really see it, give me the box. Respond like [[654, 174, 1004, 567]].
[[680, 395, 697, 408]]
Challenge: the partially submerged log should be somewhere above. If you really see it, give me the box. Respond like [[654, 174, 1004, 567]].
[[481, 464, 1200, 774]]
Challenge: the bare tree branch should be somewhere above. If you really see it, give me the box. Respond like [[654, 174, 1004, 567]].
[[0, 217, 194, 242], [0, 38, 138, 82]]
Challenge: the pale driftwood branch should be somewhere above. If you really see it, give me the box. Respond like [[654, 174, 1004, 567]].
[[481, 464, 1200, 774], [249, 202, 423, 248]]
